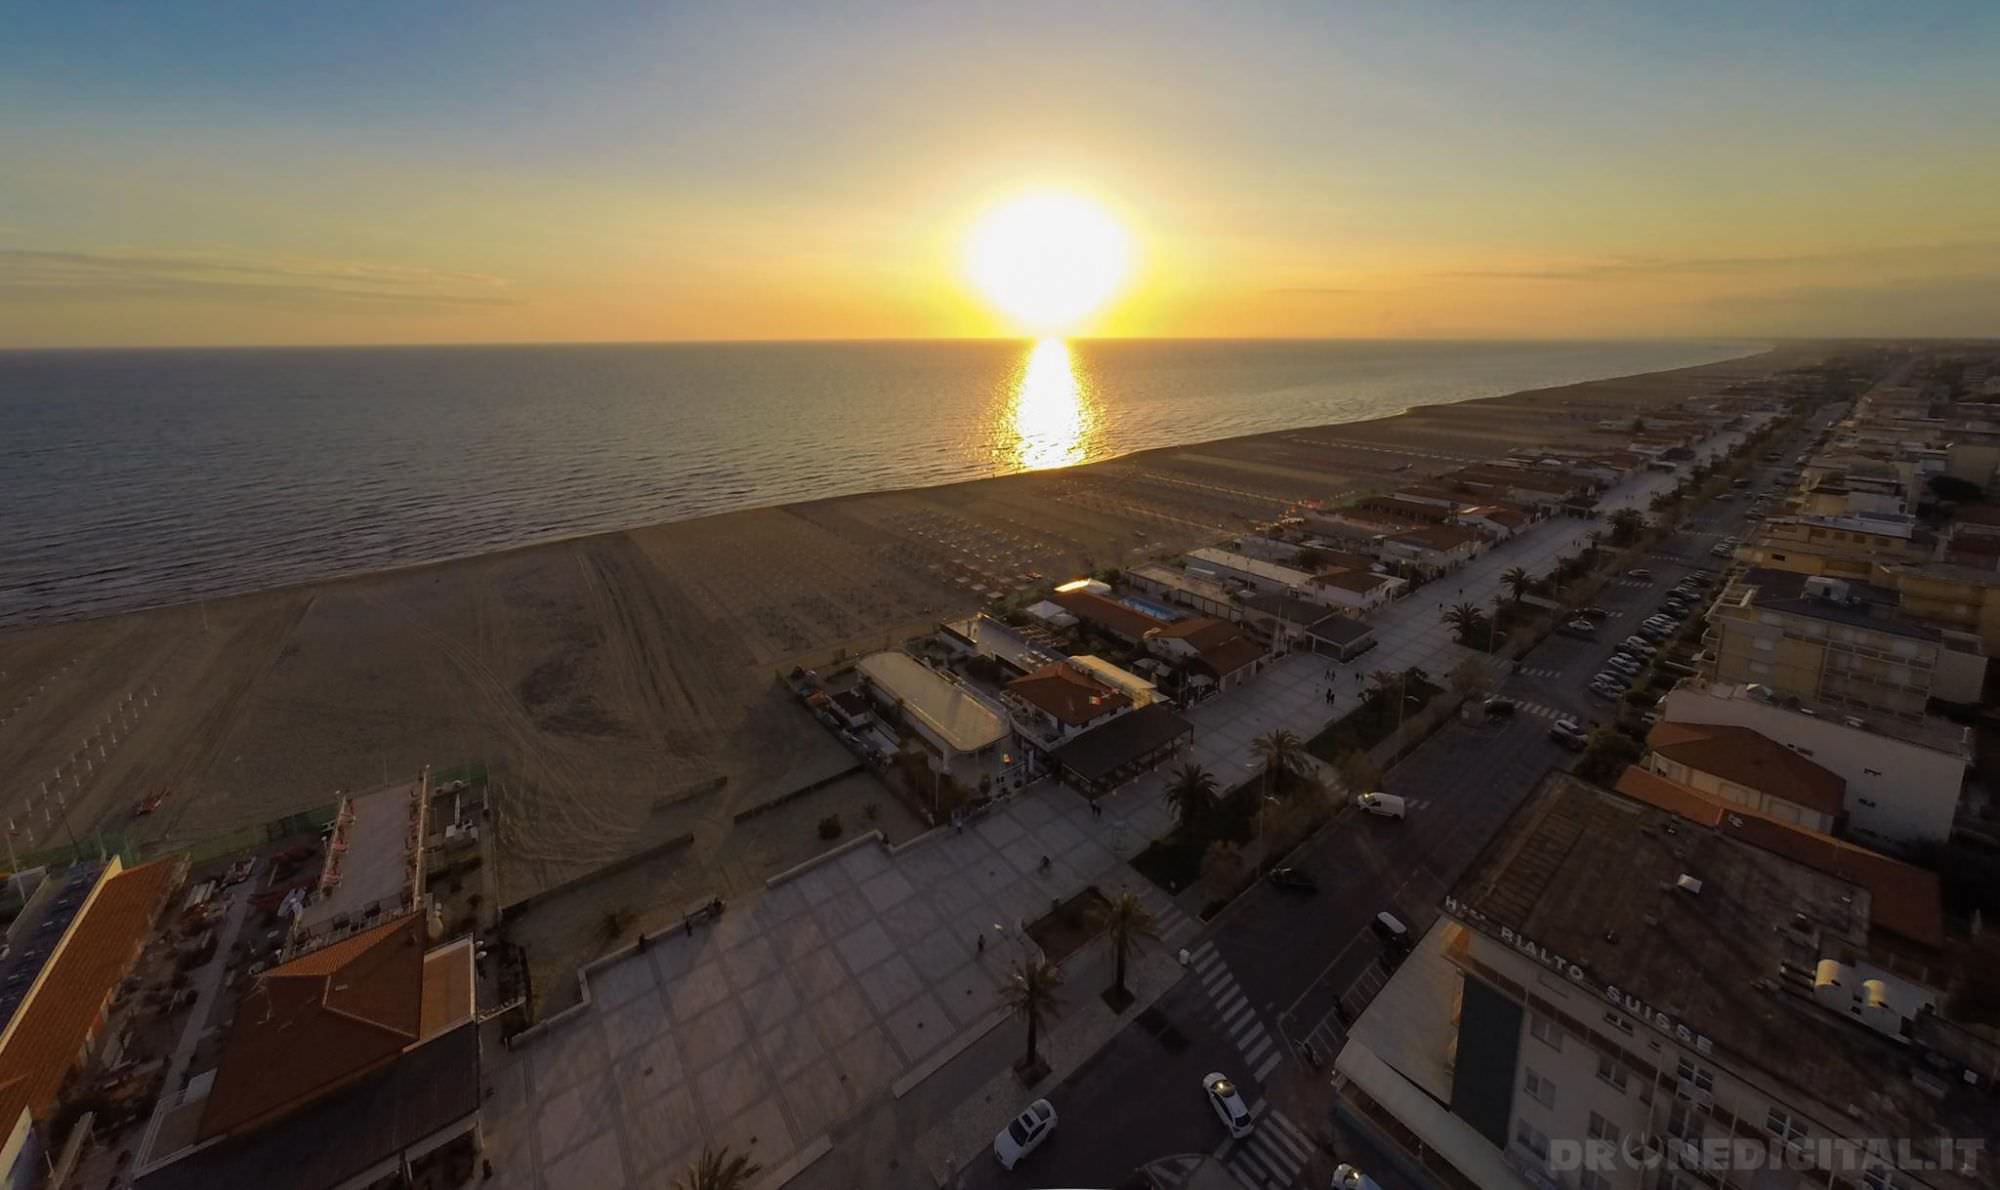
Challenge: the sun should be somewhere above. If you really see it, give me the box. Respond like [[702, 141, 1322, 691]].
[[964, 190, 1132, 334]]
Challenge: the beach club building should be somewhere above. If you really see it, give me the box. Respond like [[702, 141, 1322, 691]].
[[290, 775, 431, 957], [1304, 612, 1378, 661], [1048, 583, 1171, 645], [1002, 661, 1136, 753], [1124, 564, 1240, 620], [1180, 548, 1318, 599], [1379, 524, 1486, 576], [1142, 617, 1267, 695], [1305, 566, 1404, 611], [135, 914, 482, 1190], [857, 651, 1015, 789]]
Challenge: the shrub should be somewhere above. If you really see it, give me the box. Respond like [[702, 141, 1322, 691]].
[[817, 814, 843, 840]]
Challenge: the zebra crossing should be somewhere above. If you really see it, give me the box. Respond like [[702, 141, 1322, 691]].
[[1139, 886, 1201, 950], [1499, 698, 1566, 720], [1186, 941, 1286, 1083], [1610, 577, 1653, 590], [1218, 1102, 1318, 1189], [1517, 665, 1563, 680]]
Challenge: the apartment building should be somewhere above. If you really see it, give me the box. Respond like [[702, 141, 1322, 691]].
[[1333, 773, 1993, 1190], [1704, 570, 1986, 721]]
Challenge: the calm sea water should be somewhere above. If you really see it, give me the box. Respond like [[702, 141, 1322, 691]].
[[0, 338, 1753, 626]]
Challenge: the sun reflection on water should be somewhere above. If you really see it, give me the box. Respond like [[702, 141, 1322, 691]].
[[1009, 338, 1097, 471]]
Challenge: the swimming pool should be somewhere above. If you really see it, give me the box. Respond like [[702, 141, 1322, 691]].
[[1118, 595, 1185, 622]]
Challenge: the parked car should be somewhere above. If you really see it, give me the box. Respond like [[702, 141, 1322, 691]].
[[993, 1099, 1057, 1169], [1204, 1073, 1254, 1139], [1637, 626, 1670, 643], [1268, 866, 1318, 895], [1483, 696, 1518, 717], [1711, 543, 1734, 557], [1621, 637, 1657, 656], [1372, 912, 1412, 953], [1559, 619, 1598, 638], [1548, 718, 1590, 750], [1605, 655, 1642, 676], [1357, 792, 1407, 820], [1577, 606, 1611, 621], [1626, 568, 1653, 580]]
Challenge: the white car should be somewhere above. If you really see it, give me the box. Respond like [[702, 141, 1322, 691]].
[[992, 1098, 1056, 1169], [1333, 1164, 1386, 1190], [1604, 656, 1642, 676], [1204, 1072, 1254, 1138], [1357, 791, 1407, 819]]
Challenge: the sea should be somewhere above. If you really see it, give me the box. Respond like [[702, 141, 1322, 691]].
[[0, 338, 1756, 626]]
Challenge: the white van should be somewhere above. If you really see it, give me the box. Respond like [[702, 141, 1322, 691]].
[[1357, 792, 1407, 819]]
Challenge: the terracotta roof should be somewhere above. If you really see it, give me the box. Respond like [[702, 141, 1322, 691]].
[[1006, 664, 1130, 726], [1613, 766, 1725, 826], [0, 856, 183, 1122], [1049, 590, 1167, 642], [1612, 766, 1941, 948], [419, 941, 475, 1039], [1646, 721, 1846, 816], [1149, 617, 1265, 676], [1310, 569, 1396, 594], [1390, 524, 1482, 552], [198, 914, 428, 1141]]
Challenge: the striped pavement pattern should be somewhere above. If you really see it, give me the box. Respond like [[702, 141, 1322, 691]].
[[1186, 941, 1285, 1084], [1136, 885, 1201, 951], [1511, 700, 1567, 721], [1517, 665, 1562, 680], [1218, 1101, 1317, 1189]]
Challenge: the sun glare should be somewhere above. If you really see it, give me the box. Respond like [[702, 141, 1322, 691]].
[[965, 191, 1132, 334]]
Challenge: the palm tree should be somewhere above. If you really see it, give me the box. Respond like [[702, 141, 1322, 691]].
[[1366, 668, 1401, 710], [1440, 601, 1485, 642], [1609, 508, 1645, 546], [1500, 566, 1533, 604], [1250, 729, 1309, 798], [1002, 957, 1064, 1073], [1164, 763, 1216, 838], [1089, 891, 1159, 1002], [673, 1146, 762, 1190]]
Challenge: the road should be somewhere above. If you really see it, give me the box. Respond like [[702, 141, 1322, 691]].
[[960, 412, 1833, 1190]]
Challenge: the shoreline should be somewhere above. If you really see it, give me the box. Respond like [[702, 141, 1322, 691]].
[[2, 343, 1773, 633], [0, 343, 1809, 930]]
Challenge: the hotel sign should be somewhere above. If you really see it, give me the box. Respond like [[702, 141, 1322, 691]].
[[1443, 897, 1715, 1056]]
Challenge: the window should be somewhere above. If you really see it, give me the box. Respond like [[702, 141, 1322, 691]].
[[1676, 1057, 1715, 1092], [1863, 767, 1882, 776], [1588, 1112, 1621, 1145], [1603, 1010, 1635, 1035], [1765, 1107, 1807, 1146], [1514, 1118, 1550, 1161], [1667, 1102, 1700, 1142], [1596, 1052, 1629, 1092], [1524, 1067, 1556, 1108], [1529, 1012, 1563, 1050]]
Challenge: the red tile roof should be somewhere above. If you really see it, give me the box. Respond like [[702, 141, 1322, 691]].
[[1006, 664, 1130, 726], [198, 914, 430, 1141], [1149, 617, 1266, 676], [1646, 721, 1845, 816], [0, 856, 184, 1123], [1049, 590, 1167, 642], [1613, 766, 1941, 948], [1390, 524, 1482, 552]]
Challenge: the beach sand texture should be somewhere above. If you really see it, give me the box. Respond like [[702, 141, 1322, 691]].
[[0, 348, 1806, 919]]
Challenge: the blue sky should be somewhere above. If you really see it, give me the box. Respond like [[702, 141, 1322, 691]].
[[3, 0, 1996, 345]]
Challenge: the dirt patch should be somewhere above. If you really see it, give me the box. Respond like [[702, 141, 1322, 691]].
[[1025, 886, 1111, 967]]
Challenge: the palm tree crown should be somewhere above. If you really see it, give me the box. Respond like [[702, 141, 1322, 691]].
[[1088, 891, 1159, 998], [1501, 566, 1533, 603], [1250, 729, 1310, 796], [1164, 763, 1216, 836], [1002, 956, 1064, 1070], [673, 1146, 763, 1190]]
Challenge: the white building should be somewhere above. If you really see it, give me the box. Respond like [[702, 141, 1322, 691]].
[[1661, 680, 1968, 849], [1182, 547, 1318, 597], [857, 651, 1014, 787], [1333, 772, 1988, 1190]]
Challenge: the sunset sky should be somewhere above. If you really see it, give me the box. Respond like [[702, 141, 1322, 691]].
[[4, 0, 1997, 347]]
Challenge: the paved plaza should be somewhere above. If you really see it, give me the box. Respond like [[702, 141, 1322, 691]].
[[482, 787, 1198, 1190]]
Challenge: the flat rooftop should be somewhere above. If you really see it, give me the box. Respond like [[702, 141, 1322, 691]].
[[1448, 773, 1994, 1171], [857, 651, 1007, 754], [298, 779, 426, 934]]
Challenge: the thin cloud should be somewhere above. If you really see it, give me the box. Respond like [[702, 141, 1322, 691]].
[[1439, 242, 2000, 283], [0, 248, 518, 307], [1267, 286, 1361, 295]]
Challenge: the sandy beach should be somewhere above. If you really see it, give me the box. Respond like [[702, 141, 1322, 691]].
[[0, 346, 1811, 933]]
